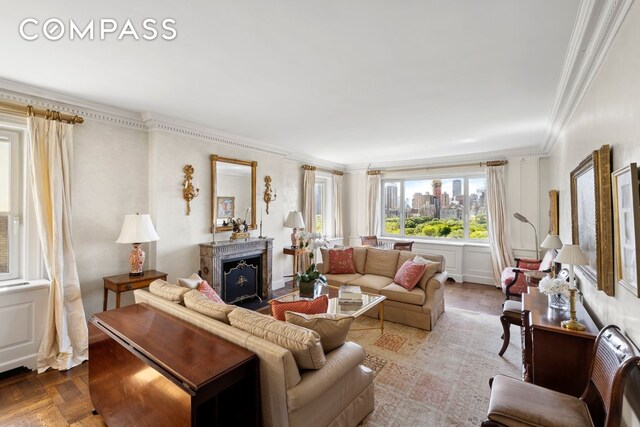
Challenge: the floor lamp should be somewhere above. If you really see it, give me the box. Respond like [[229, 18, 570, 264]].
[[514, 212, 539, 260]]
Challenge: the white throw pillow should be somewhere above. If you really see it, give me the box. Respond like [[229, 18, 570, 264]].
[[177, 273, 202, 289]]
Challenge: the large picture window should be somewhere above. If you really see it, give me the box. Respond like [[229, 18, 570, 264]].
[[382, 176, 487, 240]]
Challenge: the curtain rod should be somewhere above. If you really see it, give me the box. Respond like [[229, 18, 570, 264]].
[[0, 101, 84, 124], [302, 164, 344, 175], [372, 160, 507, 174]]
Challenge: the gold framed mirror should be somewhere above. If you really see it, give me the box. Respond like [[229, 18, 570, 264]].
[[210, 155, 257, 232]]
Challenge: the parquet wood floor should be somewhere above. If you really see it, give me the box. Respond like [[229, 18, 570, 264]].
[[0, 280, 503, 426]]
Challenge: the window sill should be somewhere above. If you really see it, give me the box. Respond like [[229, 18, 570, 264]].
[[379, 237, 489, 248]]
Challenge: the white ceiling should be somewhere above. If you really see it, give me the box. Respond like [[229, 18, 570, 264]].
[[0, 0, 581, 166]]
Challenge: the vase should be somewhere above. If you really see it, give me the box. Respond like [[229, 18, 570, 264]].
[[298, 279, 323, 298], [547, 293, 569, 309]]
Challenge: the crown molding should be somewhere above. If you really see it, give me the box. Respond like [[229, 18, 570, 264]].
[[142, 113, 289, 156], [283, 152, 346, 172], [543, 0, 634, 153], [344, 150, 547, 173]]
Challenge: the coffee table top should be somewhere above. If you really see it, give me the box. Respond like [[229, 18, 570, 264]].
[[273, 285, 385, 318]]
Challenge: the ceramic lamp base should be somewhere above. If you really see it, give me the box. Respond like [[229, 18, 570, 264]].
[[129, 243, 145, 276]]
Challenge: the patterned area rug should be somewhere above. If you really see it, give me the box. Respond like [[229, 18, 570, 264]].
[[348, 306, 521, 426]]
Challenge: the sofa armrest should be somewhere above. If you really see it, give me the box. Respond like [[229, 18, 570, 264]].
[[316, 262, 326, 275], [424, 271, 448, 305], [286, 341, 367, 411]]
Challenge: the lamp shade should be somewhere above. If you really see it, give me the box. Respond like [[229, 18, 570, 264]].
[[555, 244, 588, 265], [116, 214, 160, 244], [540, 234, 563, 250], [284, 211, 305, 229]]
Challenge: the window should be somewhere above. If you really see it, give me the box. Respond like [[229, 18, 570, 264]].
[[314, 175, 334, 237], [382, 176, 487, 240], [0, 129, 22, 280]]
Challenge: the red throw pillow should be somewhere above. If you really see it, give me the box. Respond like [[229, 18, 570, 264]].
[[394, 260, 427, 290], [271, 295, 329, 321], [328, 248, 356, 274], [198, 280, 224, 303]]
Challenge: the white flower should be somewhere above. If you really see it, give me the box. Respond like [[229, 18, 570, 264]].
[[538, 277, 571, 297]]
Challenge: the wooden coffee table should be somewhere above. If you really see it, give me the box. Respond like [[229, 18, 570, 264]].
[[271, 285, 386, 333]]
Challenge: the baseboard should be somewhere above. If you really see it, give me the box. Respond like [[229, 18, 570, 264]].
[[272, 278, 285, 290], [0, 353, 37, 374], [462, 275, 494, 285]]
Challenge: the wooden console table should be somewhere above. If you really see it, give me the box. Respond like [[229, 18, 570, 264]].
[[522, 287, 599, 397], [102, 270, 167, 311], [89, 304, 260, 426], [283, 246, 306, 278]]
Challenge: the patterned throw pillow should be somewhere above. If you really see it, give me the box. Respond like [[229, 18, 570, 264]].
[[271, 294, 329, 321], [328, 248, 356, 274], [198, 280, 224, 303], [394, 260, 427, 290]]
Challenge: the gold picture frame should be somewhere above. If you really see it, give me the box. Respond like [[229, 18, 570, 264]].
[[570, 144, 614, 295], [612, 163, 640, 297], [548, 189, 559, 235]]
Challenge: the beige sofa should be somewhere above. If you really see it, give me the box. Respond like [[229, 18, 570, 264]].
[[134, 288, 374, 427], [318, 247, 447, 330]]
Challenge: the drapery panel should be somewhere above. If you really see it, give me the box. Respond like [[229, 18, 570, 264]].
[[366, 173, 381, 236], [486, 165, 515, 285], [333, 173, 343, 238], [302, 168, 316, 233], [27, 114, 88, 372]]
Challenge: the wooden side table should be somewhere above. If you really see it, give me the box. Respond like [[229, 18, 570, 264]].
[[282, 247, 306, 278], [102, 270, 167, 311]]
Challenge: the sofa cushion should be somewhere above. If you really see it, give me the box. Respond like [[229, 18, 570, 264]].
[[353, 247, 367, 274], [364, 248, 399, 278], [328, 248, 356, 274], [198, 280, 224, 303], [177, 273, 202, 289], [285, 312, 353, 353], [347, 274, 394, 293], [183, 290, 235, 324], [149, 279, 189, 303], [324, 273, 363, 287], [271, 295, 329, 321], [413, 256, 442, 291], [228, 307, 326, 370], [394, 260, 426, 290], [381, 283, 426, 305]]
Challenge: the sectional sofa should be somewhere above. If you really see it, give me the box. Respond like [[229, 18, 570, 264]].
[[133, 286, 374, 427], [318, 247, 447, 330]]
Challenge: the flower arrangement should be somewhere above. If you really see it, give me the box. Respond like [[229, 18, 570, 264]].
[[295, 231, 328, 284], [538, 277, 571, 297]]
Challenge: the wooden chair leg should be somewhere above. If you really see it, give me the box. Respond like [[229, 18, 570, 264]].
[[498, 315, 510, 356]]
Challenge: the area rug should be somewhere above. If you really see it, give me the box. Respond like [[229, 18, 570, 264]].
[[347, 307, 521, 426]]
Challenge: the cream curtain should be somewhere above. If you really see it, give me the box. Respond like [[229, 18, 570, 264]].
[[366, 173, 381, 236], [302, 168, 316, 233], [333, 173, 343, 237], [486, 165, 515, 285], [27, 114, 88, 373]]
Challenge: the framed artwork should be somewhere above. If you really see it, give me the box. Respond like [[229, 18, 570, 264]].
[[216, 196, 235, 219], [548, 189, 559, 235], [570, 144, 614, 295], [612, 163, 640, 297]]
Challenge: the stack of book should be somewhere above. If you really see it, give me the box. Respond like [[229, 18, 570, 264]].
[[338, 285, 363, 305]]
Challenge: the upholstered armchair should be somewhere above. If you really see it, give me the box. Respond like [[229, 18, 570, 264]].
[[501, 250, 553, 301]]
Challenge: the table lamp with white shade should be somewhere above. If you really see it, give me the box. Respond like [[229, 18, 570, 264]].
[[116, 214, 160, 276], [284, 211, 305, 248], [555, 244, 589, 331], [540, 233, 563, 276]]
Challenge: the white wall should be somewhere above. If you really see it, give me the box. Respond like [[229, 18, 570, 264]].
[[344, 157, 542, 285], [546, 2, 640, 424]]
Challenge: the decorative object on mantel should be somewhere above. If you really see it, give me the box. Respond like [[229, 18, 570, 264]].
[[555, 244, 589, 331], [258, 209, 265, 239], [538, 276, 570, 309], [230, 209, 251, 241], [284, 211, 305, 248], [116, 213, 160, 276], [540, 233, 563, 277], [263, 176, 277, 214], [182, 165, 200, 215], [514, 212, 539, 260]]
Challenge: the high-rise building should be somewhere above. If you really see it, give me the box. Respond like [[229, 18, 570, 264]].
[[441, 191, 450, 208], [412, 192, 428, 210], [385, 184, 398, 209], [452, 179, 462, 197], [432, 180, 442, 198]]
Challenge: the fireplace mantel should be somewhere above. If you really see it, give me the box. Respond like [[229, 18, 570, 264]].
[[199, 238, 273, 302]]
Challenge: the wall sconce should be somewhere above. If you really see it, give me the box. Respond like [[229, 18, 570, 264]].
[[182, 164, 199, 215], [263, 176, 277, 214]]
